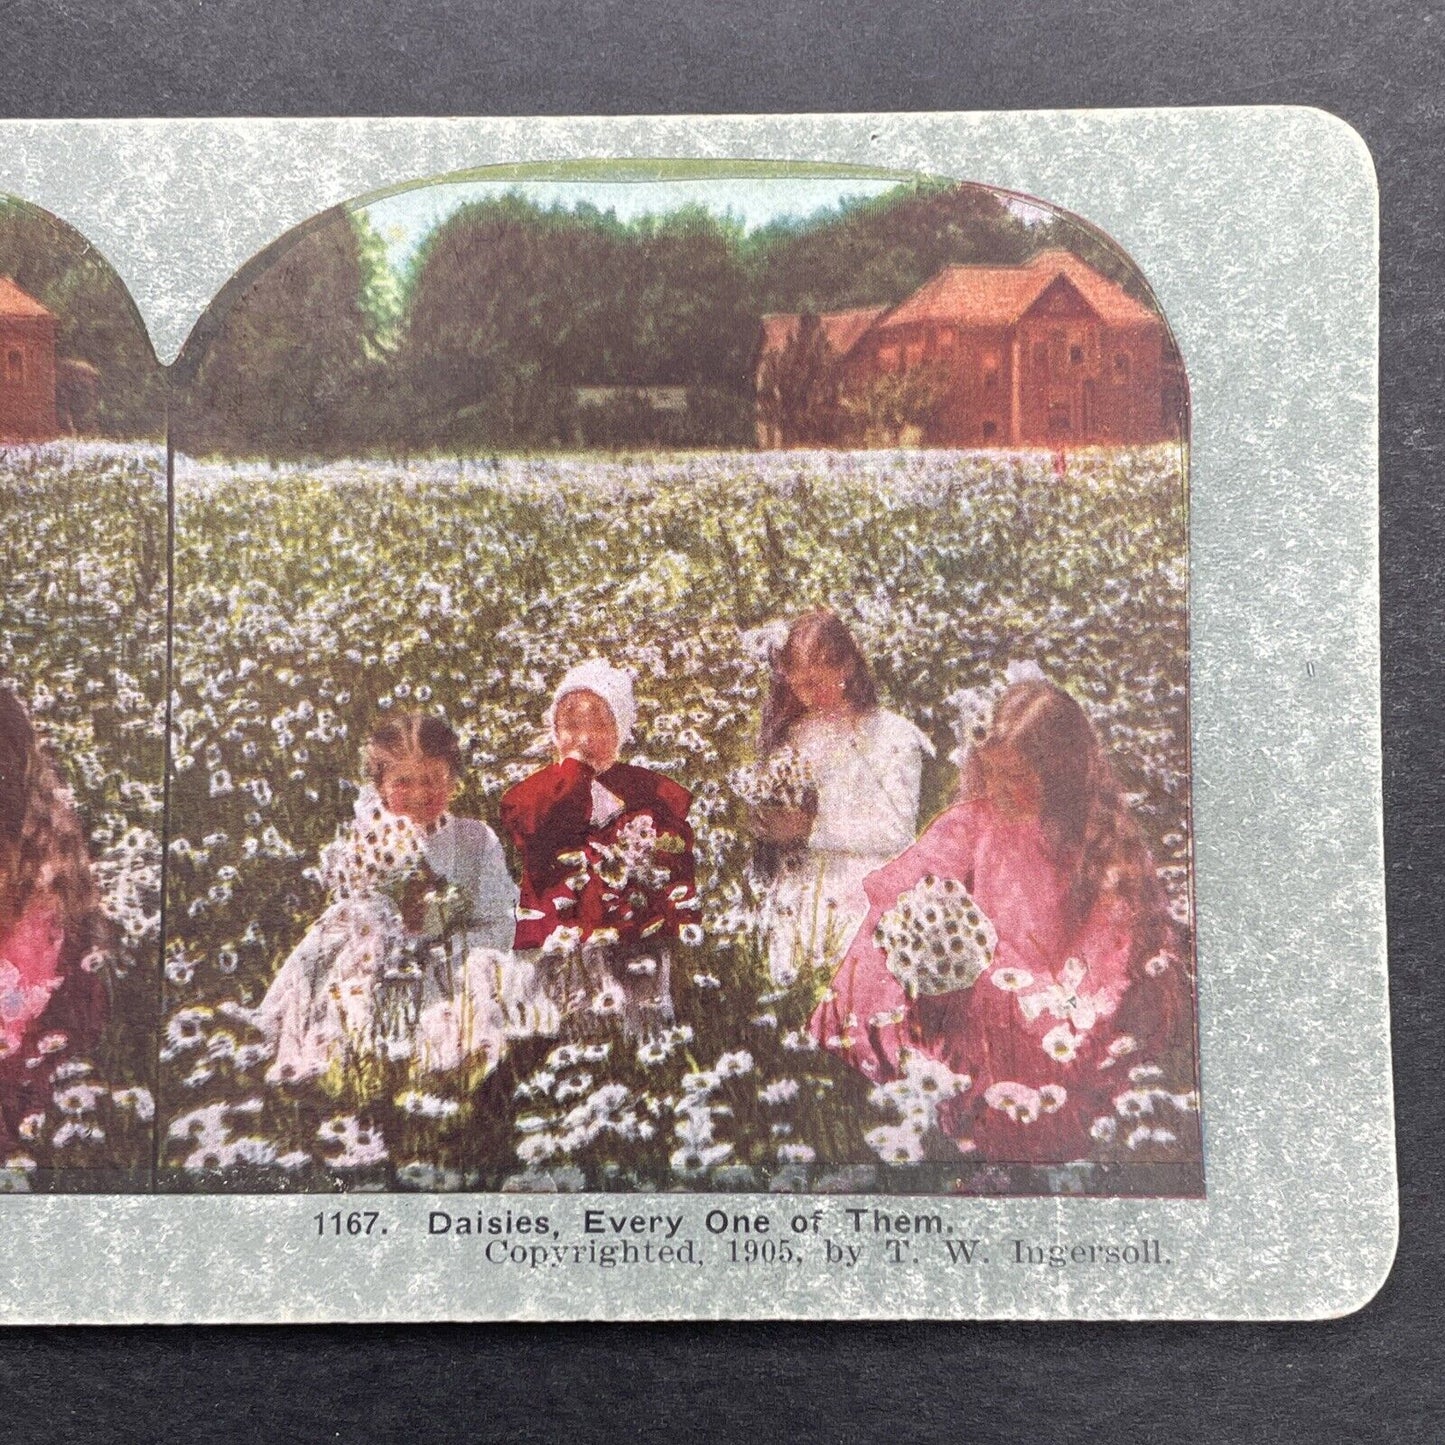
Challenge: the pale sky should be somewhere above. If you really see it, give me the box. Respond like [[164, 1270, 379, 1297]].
[[359, 177, 908, 275]]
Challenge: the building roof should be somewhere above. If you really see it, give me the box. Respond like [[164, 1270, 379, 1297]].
[[0, 276, 56, 321], [758, 306, 888, 359], [876, 249, 1160, 331], [758, 250, 1161, 367]]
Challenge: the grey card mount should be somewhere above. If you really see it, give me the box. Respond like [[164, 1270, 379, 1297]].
[[0, 110, 1387, 1321]]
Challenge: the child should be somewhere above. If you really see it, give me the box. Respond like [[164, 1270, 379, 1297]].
[[810, 678, 1191, 1164], [500, 660, 699, 1038], [0, 687, 109, 1148], [749, 611, 933, 988], [257, 711, 538, 1086]]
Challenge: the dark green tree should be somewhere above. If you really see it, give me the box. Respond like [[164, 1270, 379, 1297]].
[[396, 195, 598, 448], [628, 207, 754, 388], [0, 197, 164, 437], [397, 195, 756, 449], [173, 207, 379, 457], [755, 312, 841, 447], [745, 180, 1037, 315]]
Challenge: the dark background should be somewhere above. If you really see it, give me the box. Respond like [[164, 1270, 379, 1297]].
[[1, 1, 1440, 1439]]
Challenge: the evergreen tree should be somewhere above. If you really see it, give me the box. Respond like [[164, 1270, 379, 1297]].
[[755, 312, 840, 447], [353, 209, 405, 358]]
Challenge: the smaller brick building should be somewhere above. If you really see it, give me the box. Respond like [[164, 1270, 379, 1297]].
[[0, 277, 59, 442], [757, 250, 1186, 449]]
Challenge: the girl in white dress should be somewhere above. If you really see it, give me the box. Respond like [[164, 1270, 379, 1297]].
[[257, 712, 552, 1089], [749, 611, 934, 989]]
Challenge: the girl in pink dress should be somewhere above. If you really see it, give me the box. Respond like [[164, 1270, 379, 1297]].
[[810, 678, 1192, 1165], [0, 688, 109, 1149]]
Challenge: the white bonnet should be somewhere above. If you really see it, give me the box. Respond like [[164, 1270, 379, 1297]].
[[546, 659, 637, 746]]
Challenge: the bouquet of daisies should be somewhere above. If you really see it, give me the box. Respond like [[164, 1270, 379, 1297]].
[[729, 747, 818, 812], [590, 812, 674, 894], [320, 789, 471, 949], [873, 874, 998, 998]]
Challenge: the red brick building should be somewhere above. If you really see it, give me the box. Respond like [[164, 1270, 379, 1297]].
[[0, 277, 59, 442], [756, 250, 1185, 448]]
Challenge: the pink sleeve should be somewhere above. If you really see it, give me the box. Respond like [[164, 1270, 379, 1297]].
[[861, 802, 981, 908], [0, 901, 65, 1052], [810, 803, 981, 1081]]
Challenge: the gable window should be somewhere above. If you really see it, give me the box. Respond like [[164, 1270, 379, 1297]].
[[1114, 352, 1131, 378], [4, 348, 22, 383], [981, 350, 1000, 390], [1069, 343, 1085, 365]]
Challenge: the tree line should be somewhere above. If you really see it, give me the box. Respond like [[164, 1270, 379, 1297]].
[[0, 199, 166, 437], [2, 182, 1157, 455]]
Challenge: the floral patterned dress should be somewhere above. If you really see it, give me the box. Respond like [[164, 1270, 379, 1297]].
[[0, 899, 65, 1062], [257, 788, 539, 1085], [810, 796, 1190, 1164], [0, 897, 108, 1150]]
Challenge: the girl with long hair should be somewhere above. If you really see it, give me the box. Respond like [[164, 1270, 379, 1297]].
[[750, 610, 933, 989], [810, 678, 1192, 1164], [0, 687, 109, 1145]]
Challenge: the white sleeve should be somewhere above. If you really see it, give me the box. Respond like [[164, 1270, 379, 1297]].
[[808, 712, 930, 857], [865, 714, 928, 854], [454, 821, 521, 952]]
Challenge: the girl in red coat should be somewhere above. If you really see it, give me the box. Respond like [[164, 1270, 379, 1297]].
[[811, 678, 1196, 1168], [501, 660, 699, 1038]]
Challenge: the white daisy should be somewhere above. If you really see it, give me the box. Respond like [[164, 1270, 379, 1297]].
[[864, 1124, 926, 1164], [1041, 1024, 1082, 1063], [983, 1081, 1042, 1125]]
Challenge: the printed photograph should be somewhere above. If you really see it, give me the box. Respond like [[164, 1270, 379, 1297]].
[[0, 196, 167, 1190], [154, 171, 1200, 1195]]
